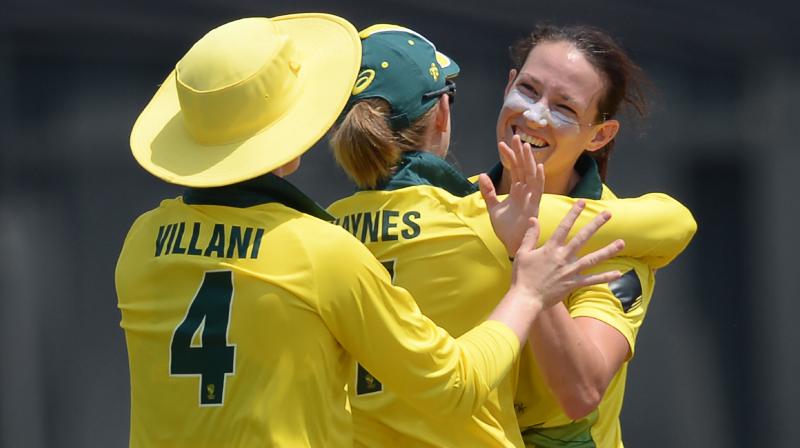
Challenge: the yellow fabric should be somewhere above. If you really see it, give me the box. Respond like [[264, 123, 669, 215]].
[[329, 186, 523, 448], [466, 175, 696, 269], [327, 185, 692, 447], [129, 14, 361, 187], [516, 185, 692, 448], [516, 257, 654, 448], [116, 197, 520, 447]]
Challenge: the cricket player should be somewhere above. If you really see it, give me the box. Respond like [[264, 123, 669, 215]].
[[328, 25, 695, 447], [115, 15, 627, 448], [490, 25, 698, 447]]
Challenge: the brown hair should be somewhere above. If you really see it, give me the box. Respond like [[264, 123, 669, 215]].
[[331, 98, 437, 189], [510, 24, 649, 180]]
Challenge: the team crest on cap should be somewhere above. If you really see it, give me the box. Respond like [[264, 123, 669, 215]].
[[353, 69, 376, 94], [429, 63, 439, 81]]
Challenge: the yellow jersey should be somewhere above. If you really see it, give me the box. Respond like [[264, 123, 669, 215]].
[[116, 173, 524, 447], [515, 256, 653, 448], [497, 156, 696, 448], [328, 152, 696, 448]]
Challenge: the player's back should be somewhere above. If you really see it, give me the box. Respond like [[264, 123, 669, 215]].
[[116, 196, 354, 447], [329, 182, 523, 448]]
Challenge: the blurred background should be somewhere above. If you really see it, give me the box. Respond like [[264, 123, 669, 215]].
[[1, 0, 797, 446]]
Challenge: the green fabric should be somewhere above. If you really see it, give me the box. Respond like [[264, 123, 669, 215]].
[[183, 173, 334, 221], [521, 410, 598, 448], [377, 151, 478, 197], [349, 29, 459, 129], [569, 155, 603, 200], [484, 153, 603, 200]]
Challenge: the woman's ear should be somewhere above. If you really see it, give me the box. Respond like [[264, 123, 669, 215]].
[[504, 69, 518, 97], [272, 156, 302, 177], [434, 94, 450, 133], [585, 119, 619, 152]]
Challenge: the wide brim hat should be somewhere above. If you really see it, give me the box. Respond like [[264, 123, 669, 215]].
[[130, 14, 361, 187]]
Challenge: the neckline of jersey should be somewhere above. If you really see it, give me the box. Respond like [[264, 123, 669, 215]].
[[374, 150, 479, 197], [182, 173, 334, 221], [485, 153, 603, 199]]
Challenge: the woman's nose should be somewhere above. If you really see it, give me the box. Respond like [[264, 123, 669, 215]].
[[522, 101, 551, 128]]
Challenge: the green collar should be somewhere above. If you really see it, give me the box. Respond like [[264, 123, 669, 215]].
[[485, 153, 602, 200], [569, 155, 603, 200], [376, 151, 479, 197], [183, 173, 334, 221]]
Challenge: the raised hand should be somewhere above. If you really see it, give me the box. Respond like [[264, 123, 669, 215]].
[[510, 200, 625, 310], [480, 134, 545, 256]]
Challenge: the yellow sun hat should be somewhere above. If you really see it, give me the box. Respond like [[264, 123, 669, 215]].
[[130, 14, 361, 187]]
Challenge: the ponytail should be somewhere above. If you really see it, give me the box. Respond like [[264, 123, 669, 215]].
[[331, 98, 436, 189]]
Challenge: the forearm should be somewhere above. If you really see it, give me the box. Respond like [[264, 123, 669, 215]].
[[530, 303, 611, 419], [488, 287, 543, 345], [446, 320, 521, 417]]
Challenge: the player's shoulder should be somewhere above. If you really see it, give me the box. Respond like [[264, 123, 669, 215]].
[[583, 256, 652, 281], [601, 183, 695, 231], [286, 209, 374, 259], [121, 197, 182, 241], [328, 185, 480, 235], [580, 256, 654, 305], [330, 185, 460, 210]]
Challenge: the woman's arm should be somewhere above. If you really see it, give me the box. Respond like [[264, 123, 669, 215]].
[[316, 206, 623, 420], [537, 193, 696, 269], [525, 257, 653, 419]]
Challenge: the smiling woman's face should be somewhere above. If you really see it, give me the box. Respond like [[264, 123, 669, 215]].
[[496, 40, 612, 190]]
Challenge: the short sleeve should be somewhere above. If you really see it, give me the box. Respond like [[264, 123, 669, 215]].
[[566, 257, 655, 358]]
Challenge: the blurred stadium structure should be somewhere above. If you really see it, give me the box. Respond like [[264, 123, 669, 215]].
[[1, 1, 798, 446]]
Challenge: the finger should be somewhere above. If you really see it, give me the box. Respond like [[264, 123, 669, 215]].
[[536, 163, 545, 189], [498, 141, 520, 184], [564, 210, 613, 255], [497, 141, 512, 169], [524, 162, 545, 219], [575, 270, 623, 289], [521, 141, 535, 183], [517, 217, 540, 253], [513, 142, 530, 190], [521, 144, 542, 215], [571, 239, 625, 272], [550, 200, 586, 245], [532, 163, 545, 215], [479, 174, 500, 209], [508, 135, 526, 185]]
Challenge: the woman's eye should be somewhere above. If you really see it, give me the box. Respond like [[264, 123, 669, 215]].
[[520, 84, 538, 97], [558, 105, 577, 117]]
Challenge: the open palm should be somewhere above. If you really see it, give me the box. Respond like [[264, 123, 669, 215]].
[[479, 135, 545, 256]]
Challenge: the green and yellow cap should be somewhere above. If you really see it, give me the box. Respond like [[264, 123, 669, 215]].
[[348, 24, 460, 129]]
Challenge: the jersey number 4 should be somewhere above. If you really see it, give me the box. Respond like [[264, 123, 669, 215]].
[[170, 271, 236, 406]]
